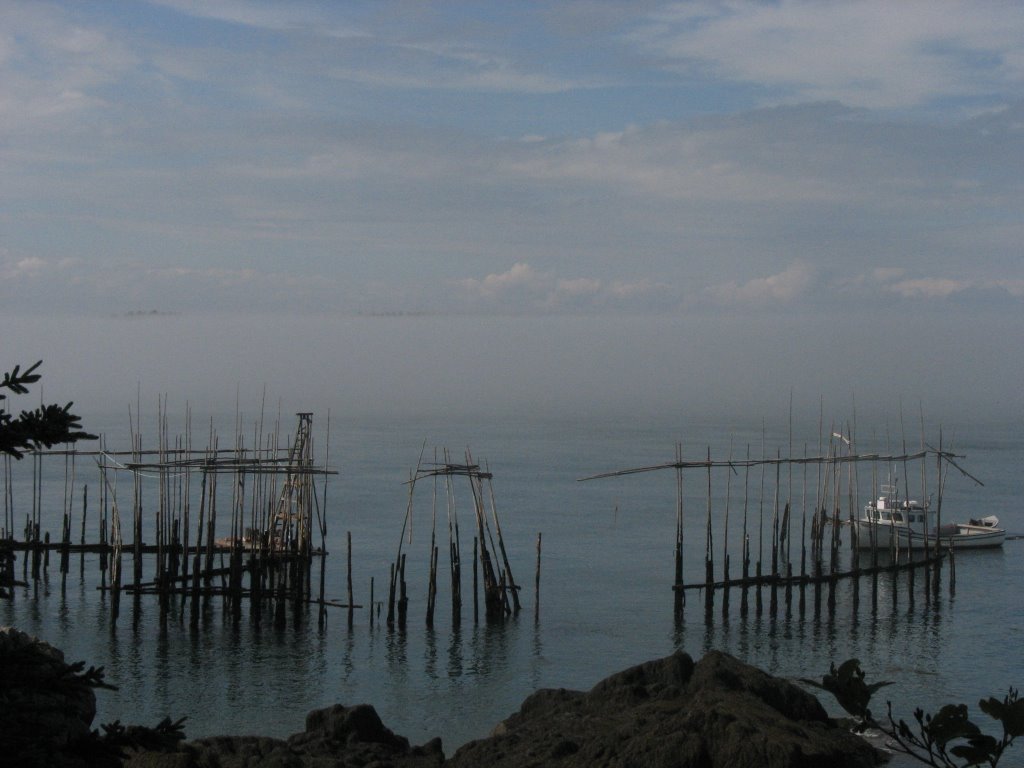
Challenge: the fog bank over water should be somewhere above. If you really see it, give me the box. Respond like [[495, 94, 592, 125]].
[[3, 309, 1019, 429]]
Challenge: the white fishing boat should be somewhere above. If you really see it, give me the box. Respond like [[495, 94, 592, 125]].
[[854, 484, 1004, 550]]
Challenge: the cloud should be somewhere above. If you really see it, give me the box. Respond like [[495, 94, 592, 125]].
[[705, 262, 815, 305], [0, 5, 136, 132], [885, 277, 969, 299], [880, 276, 1024, 300], [147, 0, 361, 36], [499, 105, 915, 205], [0, 5, 1019, 323], [461, 262, 543, 298], [2, 256, 48, 279], [862, 271, 1024, 301], [632, 1, 1024, 109], [328, 41, 578, 94], [150, 1, 577, 95], [456, 263, 673, 312]]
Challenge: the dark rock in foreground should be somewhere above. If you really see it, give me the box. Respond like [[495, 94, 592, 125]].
[[448, 650, 882, 768], [2, 625, 882, 768], [0, 626, 101, 767], [124, 703, 445, 767]]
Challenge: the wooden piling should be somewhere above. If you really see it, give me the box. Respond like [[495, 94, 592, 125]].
[[534, 532, 542, 622], [347, 531, 354, 628], [79, 485, 87, 576], [704, 447, 714, 615], [485, 464, 520, 613], [398, 553, 408, 630], [426, 470, 438, 627]]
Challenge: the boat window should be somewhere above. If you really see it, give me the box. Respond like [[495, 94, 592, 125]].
[[892, 513, 904, 523]]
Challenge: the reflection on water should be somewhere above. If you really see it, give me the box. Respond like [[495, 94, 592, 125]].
[[446, 625, 464, 679], [1, 540, 1018, 751]]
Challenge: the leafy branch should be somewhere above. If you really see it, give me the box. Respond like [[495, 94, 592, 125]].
[[804, 659, 1024, 767], [885, 689, 1024, 767], [801, 658, 893, 731], [0, 361, 96, 458]]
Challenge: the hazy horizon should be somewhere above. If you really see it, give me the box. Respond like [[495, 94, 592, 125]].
[[4, 309, 1020, 434]]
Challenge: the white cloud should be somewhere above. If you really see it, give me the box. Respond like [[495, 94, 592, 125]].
[[633, 1, 1024, 109], [705, 261, 815, 305], [885, 277, 969, 299], [147, 0, 361, 36], [505, 124, 825, 203], [3, 256, 48, 279], [889, 275, 1024, 300], [326, 62, 574, 95], [0, 5, 134, 131], [343, 41, 578, 94], [460, 262, 543, 298], [152, 1, 576, 95], [0, 4, 1019, 324], [456, 263, 673, 312]]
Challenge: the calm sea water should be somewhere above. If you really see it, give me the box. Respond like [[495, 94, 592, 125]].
[[3, 410, 1022, 756]]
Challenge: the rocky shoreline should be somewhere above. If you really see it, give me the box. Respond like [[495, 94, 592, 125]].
[[1, 626, 884, 767]]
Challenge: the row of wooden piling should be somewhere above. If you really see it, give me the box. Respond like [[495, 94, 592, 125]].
[[385, 448, 523, 630], [5, 408, 974, 628], [1, 411, 338, 629], [2, 420, 541, 632], [581, 423, 976, 620]]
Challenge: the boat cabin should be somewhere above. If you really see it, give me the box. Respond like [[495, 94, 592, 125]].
[[864, 484, 932, 525]]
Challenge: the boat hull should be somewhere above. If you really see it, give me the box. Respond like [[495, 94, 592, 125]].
[[854, 521, 1005, 550]]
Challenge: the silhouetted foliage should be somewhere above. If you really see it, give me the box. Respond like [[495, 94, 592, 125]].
[[807, 658, 1023, 767], [2, 632, 187, 768], [0, 361, 95, 458], [801, 658, 893, 731]]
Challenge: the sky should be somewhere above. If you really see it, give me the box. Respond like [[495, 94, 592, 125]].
[[1, 1, 1022, 423]]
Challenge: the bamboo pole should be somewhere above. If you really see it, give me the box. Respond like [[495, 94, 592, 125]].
[[722, 443, 732, 615], [799, 445, 807, 613], [770, 452, 780, 616], [80, 484, 87, 576], [347, 531, 354, 628], [704, 446, 713, 616], [446, 450, 462, 625], [99, 446, 108, 585], [534, 532, 541, 622], [426, 461, 438, 627], [485, 462, 519, 612], [674, 442, 684, 616], [398, 552, 408, 629], [741, 444, 749, 616], [190, 461, 208, 629]]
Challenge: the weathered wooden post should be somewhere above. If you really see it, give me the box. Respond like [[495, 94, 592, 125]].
[[534, 532, 542, 622], [347, 531, 354, 628]]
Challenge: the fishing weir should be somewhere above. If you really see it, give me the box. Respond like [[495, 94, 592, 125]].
[[0, 412, 337, 627], [580, 427, 983, 621], [385, 448, 523, 630]]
